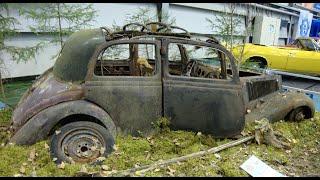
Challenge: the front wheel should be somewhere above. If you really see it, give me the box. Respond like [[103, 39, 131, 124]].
[[50, 121, 115, 164], [288, 107, 307, 122]]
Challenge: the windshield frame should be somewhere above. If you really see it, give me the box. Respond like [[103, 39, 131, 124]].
[[294, 38, 320, 51]]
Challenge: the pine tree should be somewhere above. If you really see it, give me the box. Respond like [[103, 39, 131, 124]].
[[0, 4, 44, 99], [19, 3, 97, 49]]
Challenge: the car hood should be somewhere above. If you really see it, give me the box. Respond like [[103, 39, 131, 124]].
[[10, 68, 84, 133]]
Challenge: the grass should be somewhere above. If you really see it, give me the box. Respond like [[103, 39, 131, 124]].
[[0, 108, 319, 177], [0, 79, 34, 108]]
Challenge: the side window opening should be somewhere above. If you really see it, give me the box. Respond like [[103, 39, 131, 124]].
[[167, 43, 233, 80], [94, 43, 156, 76]]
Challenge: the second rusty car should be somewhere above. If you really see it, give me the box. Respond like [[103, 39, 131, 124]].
[[9, 23, 315, 164]]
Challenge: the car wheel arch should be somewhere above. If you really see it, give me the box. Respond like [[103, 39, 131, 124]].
[[285, 105, 313, 121], [247, 56, 268, 67], [48, 113, 109, 136], [10, 100, 117, 145]]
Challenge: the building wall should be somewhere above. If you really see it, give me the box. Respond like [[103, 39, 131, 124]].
[[2, 3, 308, 78], [2, 3, 157, 79]]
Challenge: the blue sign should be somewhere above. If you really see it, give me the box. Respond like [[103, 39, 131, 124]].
[[295, 10, 313, 38], [314, 3, 320, 11]]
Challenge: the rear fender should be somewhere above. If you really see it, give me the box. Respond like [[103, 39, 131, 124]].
[[10, 100, 116, 145]]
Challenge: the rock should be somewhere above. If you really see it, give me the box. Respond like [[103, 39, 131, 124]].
[[101, 165, 109, 171]]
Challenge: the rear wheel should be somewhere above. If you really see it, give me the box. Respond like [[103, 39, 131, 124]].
[[288, 107, 307, 122], [50, 121, 114, 164]]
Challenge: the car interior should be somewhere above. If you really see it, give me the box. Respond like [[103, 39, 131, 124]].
[[94, 42, 233, 79]]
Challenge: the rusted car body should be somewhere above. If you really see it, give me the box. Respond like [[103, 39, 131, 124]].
[[9, 23, 315, 163]]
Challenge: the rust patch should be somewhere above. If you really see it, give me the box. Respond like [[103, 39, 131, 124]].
[[11, 71, 84, 132]]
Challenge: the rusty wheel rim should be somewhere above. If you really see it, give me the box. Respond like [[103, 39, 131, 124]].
[[294, 111, 305, 122], [61, 128, 105, 163]]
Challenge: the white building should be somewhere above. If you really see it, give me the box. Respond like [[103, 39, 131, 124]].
[[2, 3, 318, 79]]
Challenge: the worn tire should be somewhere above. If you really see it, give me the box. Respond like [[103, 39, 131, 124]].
[[288, 107, 307, 122], [50, 121, 114, 164]]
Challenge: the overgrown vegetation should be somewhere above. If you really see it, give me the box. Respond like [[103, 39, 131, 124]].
[[0, 106, 319, 176], [0, 79, 33, 108]]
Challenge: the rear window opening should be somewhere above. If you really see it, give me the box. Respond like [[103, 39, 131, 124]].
[[94, 43, 157, 77]]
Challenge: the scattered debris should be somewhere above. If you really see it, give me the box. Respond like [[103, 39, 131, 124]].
[[19, 166, 26, 174], [31, 170, 37, 177], [80, 165, 88, 173], [254, 118, 291, 149], [28, 148, 36, 162], [214, 153, 221, 160], [240, 155, 286, 177], [13, 174, 22, 177], [105, 136, 254, 177], [57, 162, 65, 169], [44, 143, 49, 149], [101, 165, 109, 171], [100, 147, 106, 154], [167, 166, 176, 176]]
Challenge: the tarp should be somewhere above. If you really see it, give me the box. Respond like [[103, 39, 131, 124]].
[[295, 10, 313, 38], [0, 101, 6, 110], [310, 19, 320, 37]]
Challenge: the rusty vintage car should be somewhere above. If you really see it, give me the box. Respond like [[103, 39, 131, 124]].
[[9, 22, 315, 164]]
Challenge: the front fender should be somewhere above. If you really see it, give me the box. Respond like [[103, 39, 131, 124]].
[[10, 100, 116, 145], [245, 91, 315, 123]]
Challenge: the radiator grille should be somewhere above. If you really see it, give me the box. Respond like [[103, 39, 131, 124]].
[[247, 79, 279, 101]]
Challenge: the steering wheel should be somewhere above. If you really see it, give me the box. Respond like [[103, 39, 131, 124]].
[[183, 60, 197, 76]]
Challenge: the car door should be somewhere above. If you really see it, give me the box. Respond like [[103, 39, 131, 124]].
[[285, 49, 320, 75], [84, 39, 162, 136], [162, 39, 245, 138], [285, 39, 320, 75]]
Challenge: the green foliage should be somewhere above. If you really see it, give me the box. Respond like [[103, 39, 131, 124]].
[[206, 4, 244, 51], [19, 3, 97, 46], [0, 108, 12, 126], [239, 61, 265, 73], [0, 79, 33, 108], [110, 7, 176, 33], [0, 4, 45, 64], [0, 112, 319, 176], [152, 117, 171, 133], [0, 4, 45, 98]]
